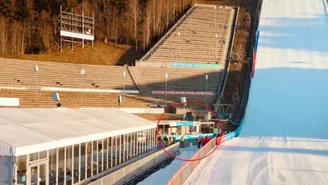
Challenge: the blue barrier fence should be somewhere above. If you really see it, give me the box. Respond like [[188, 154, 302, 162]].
[[166, 133, 215, 141]]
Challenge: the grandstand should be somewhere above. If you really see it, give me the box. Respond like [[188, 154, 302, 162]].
[[137, 4, 236, 67], [0, 90, 155, 108], [0, 3, 240, 185], [0, 58, 137, 91], [0, 58, 155, 108], [0, 5, 237, 109], [130, 67, 221, 104], [132, 4, 237, 107]]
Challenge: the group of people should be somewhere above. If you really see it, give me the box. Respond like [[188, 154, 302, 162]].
[[197, 135, 210, 148], [159, 135, 176, 147], [158, 132, 212, 149]]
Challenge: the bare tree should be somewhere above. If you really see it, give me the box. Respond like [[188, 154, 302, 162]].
[[128, 0, 141, 51], [146, 3, 151, 48], [152, 0, 156, 35], [0, 0, 197, 56], [102, 0, 110, 43], [0, 18, 6, 56]]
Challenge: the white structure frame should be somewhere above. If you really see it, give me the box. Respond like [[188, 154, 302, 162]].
[[59, 6, 95, 51], [0, 108, 157, 185]]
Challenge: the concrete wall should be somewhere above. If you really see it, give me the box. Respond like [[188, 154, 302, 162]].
[[88, 143, 179, 185], [166, 137, 220, 185], [166, 118, 246, 185]]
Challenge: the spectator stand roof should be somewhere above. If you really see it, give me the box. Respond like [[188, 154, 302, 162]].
[[0, 108, 156, 156]]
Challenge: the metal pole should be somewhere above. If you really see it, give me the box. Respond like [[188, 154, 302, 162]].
[[178, 31, 181, 58], [215, 6, 217, 59], [60, 5, 62, 52], [34, 65, 38, 104], [205, 75, 208, 106], [216, 33, 218, 59], [82, 10, 84, 48], [215, 6, 217, 29], [80, 69, 85, 106], [35, 72, 38, 104], [122, 71, 126, 105], [165, 73, 168, 105], [81, 75, 83, 105], [71, 8, 74, 50], [92, 12, 94, 46]]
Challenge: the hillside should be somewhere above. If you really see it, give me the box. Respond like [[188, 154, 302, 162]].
[[1, 0, 257, 68], [0, 0, 197, 57], [11, 42, 131, 65]]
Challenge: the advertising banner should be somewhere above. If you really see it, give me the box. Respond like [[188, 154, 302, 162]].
[[176, 121, 194, 126], [152, 90, 213, 95], [170, 62, 222, 69]]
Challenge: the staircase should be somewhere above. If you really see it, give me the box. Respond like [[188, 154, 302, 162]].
[[127, 66, 150, 95]]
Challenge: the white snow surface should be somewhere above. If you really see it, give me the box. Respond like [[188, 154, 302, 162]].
[[184, 0, 328, 185], [137, 146, 198, 185]]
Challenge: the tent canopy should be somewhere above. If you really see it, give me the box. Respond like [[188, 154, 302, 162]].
[[0, 108, 156, 156]]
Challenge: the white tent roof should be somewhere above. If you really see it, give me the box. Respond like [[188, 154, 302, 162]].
[[0, 108, 156, 156]]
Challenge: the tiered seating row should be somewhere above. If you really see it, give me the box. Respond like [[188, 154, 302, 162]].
[[0, 58, 137, 90], [0, 89, 155, 108], [134, 67, 220, 92], [144, 6, 235, 64]]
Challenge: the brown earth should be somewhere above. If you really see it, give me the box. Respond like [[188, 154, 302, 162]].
[[221, 121, 239, 133], [11, 42, 131, 65]]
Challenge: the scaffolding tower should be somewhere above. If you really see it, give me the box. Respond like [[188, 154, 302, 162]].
[[59, 5, 95, 51]]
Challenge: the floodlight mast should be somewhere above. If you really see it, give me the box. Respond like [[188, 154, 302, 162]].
[[80, 69, 86, 106], [205, 74, 208, 106], [122, 71, 126, 105], [34, 65, 39, 104], [165, 73, 168, 106]]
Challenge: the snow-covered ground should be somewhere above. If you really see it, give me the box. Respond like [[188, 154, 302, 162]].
[[184, 0, 328, 184], [137, 145, 198, 185]]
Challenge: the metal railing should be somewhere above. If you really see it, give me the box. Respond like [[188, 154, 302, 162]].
[[87, 143, 179, 185], [213, 7, 239, 111]]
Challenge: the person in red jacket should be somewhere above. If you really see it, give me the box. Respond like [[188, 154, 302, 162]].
[[204, 135, 210, 145]]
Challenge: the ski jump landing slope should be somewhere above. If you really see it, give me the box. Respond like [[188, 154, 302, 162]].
[[184, 0, 328, 184]]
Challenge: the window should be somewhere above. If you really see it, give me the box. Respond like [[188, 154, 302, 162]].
[[86, 142, 92, 178], [49, 149, 57, 185], [103, 139, 108, 171], [92, 140, 98, 175], [58, 147, 65, 185], [73, 144, 79, 183], [66, 146, 72, 185], [80, 143, 86, 181], [30, 152, 38, 162], [17, 155, 27, 185]]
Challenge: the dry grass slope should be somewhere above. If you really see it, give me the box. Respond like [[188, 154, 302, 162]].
[[12, 42, 131, 65]]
